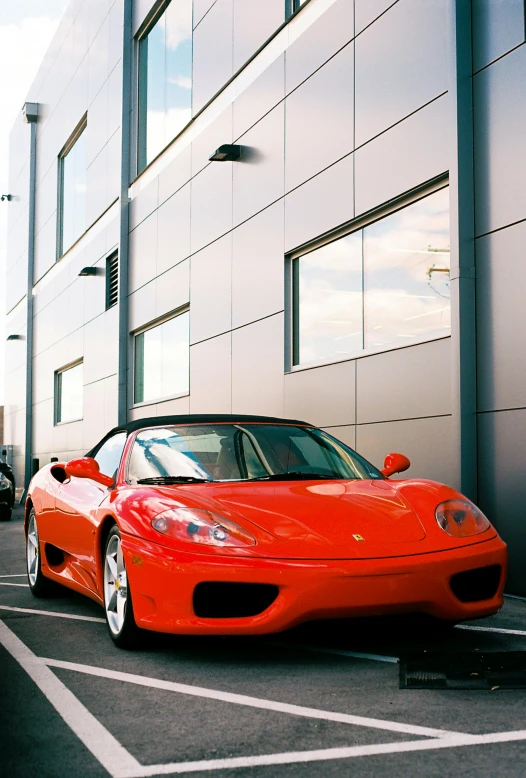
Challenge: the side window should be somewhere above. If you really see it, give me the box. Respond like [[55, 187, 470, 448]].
[[93, 433, 127, 478]]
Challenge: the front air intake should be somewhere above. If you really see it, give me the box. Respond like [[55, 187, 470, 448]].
[[193, 582, 279, 618], [450, 565, 502, 603]]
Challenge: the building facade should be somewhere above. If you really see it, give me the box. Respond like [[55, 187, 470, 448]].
[[4, 0, 526, 594]]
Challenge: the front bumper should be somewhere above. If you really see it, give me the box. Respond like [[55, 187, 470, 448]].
[[122, 533, 507, 635]]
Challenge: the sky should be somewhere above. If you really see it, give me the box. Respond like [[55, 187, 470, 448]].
[[0, 0, 68, 405]]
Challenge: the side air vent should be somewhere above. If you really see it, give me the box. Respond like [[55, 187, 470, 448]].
[[106, 251, 119, 310]]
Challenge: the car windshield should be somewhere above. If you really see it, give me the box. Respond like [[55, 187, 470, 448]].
[[127, 424, 382, 483]]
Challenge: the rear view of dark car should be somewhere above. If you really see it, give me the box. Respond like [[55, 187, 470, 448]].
[[0, 454, 15, 519]]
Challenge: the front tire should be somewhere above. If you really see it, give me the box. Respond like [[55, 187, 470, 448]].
[[26, 509, 54, 597], [103, 526, 140, 648]]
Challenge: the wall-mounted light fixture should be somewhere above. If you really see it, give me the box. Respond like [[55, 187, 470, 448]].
[[6, 334, 23, 341], [1, 194, 13, 202], [78, 266, 101, 277], [209, 144, 243, 162]]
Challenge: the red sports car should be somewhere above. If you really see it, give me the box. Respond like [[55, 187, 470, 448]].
[[25, 414, 507, 647]]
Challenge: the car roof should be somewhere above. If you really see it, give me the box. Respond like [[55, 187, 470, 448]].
[[86, 414, 311, 456]]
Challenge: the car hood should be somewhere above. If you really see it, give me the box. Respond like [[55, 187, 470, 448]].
[[127, 478, 431, 559]]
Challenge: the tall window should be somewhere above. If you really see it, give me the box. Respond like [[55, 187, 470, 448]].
[[292, 187, 450, 367], [134, 310, 190, 404], [59, 115, 87, 257], [138, 0, 193, 171], [55, 362, 84, 424]]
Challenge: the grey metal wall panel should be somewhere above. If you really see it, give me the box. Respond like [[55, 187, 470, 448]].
[[158, 145, 192, 204], [355, 0, 396, 34], [35, 164, 58, 238], [356, 414, 457, 486], [193, 0, 217, 29], [473, 45, 526, 237], [233, 55, 284, 140], [232, 200, 284, 329], [190, 233, 232, 344], [472, 0, 525, 72], [129, 281, 156, 332], [157, 184, 191, 275], [476, 221, 526, 412], [6, 255, 28, 312], [132, 0, 154, 35], [192, 0, 233, 114], [285, 359, 356, 428], [357, 339, 451, 424], [285, 0, 354, 95], [129, 212, 159, 293], [157, 257, 190, 320], [190, 163, 233, 254], [89, 12, 111, 105], [355, 0, 447, 148], [354, 96, 449, 217], [130, 177, 159, 231], [192, 107, 233, 180], [478, 409, 526, 595], [285, 153, 354, 252], [233, 0, 284, 73], [322, 424, 356, 449], [34, 215, 57, 283], [285, 43, 354, 193], [231, 314, 285, 416], [190, 332, 232, 413], [83, 308, 119, 385], [233, 103, 284, 227]]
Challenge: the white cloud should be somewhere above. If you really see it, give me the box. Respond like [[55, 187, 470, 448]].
[[0, 12, 64, 404]]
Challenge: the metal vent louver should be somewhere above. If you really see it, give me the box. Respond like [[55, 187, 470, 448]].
[[106, 252, 118, 309]]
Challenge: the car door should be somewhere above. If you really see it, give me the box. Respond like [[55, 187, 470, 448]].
[[54, 432, 127, 593]]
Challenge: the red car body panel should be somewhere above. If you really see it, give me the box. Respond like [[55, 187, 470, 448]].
[[25, 419, 508, 633]]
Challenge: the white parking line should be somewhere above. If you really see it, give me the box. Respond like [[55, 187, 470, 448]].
[[0, 574, 27, 578], [0, 581, 28, 587], [277, 642, 398, 664], [0, 619, 140, 778], [42, 657, 459, 739], [0, 605, 105, 623], [116, 730, 526, 777], [455, 624, 526, 638]]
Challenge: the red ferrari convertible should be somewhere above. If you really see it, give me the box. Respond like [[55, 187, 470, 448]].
[[25, 414, 507, 647]]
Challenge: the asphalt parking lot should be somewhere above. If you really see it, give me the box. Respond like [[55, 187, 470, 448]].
[[1, 506, 526, 778]]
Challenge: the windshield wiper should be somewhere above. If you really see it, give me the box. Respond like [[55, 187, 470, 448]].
[[250, 471, 343, 482], [136, 476, 212, 485]]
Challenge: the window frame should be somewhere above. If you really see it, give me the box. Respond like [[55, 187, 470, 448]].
[[132, 305, 190, 407], [54, 360, 84, 426], [285, 175, 450, 373], [57, 113, 88, 260]]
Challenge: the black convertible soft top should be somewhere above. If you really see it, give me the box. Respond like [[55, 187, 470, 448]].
[[86, 414, 311, 456]]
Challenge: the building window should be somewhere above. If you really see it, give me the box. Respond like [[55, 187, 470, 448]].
[[55, 362, 83, 424], [134, 309, 190, 404], [58, 115, 87, 257], [137, 0, 193, 172], [292, 186, 450, 367], [106, 251, 119, 310]]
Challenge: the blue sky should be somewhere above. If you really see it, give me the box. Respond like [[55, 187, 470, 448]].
[[0, 0, 68, 404]]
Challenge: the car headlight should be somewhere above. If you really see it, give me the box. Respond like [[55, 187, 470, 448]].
[[0, 473, 10, 490], [151, 508, 256, 547], [435, 498, 490, 538]]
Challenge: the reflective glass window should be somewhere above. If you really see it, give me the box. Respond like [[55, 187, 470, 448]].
[[56, 363, 83, 424], [134, 311, 190, 404], [138, 0, 193, 170], [60, 119, 87, 256], [94, 432, 127, 477], [293, 187, 450, 366]]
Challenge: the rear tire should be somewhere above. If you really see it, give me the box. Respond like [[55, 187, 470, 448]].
[[26, 509, 55, 597], [103, 525, 141, 648]]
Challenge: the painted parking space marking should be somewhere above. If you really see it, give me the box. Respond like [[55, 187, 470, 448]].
[[42, 656, 459, 738], [0, 604, 105, 623], [276, 641, 398, 664], [0, 619, 140, 778], [0, 581, 28, 587], [455, 624, 526, 637], [0, 573, 27, 578]]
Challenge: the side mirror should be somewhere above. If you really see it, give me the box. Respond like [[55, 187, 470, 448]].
[[65, 457, 114, 487], [381, 452, 411, 478]]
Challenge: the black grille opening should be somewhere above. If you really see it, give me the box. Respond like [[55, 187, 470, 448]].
[[450, 565, 502, 603], [193, 582, 279, 619], [45, 543, 65, 567], [106, 251, 119, 309]]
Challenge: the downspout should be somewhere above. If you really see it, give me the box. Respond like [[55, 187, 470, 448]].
[[118, 0, 133, 425], [448, 0, 477, 500], [23, 102, 39, 498]]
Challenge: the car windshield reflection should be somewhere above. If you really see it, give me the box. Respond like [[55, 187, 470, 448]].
[[127, 424, 382, 484]]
